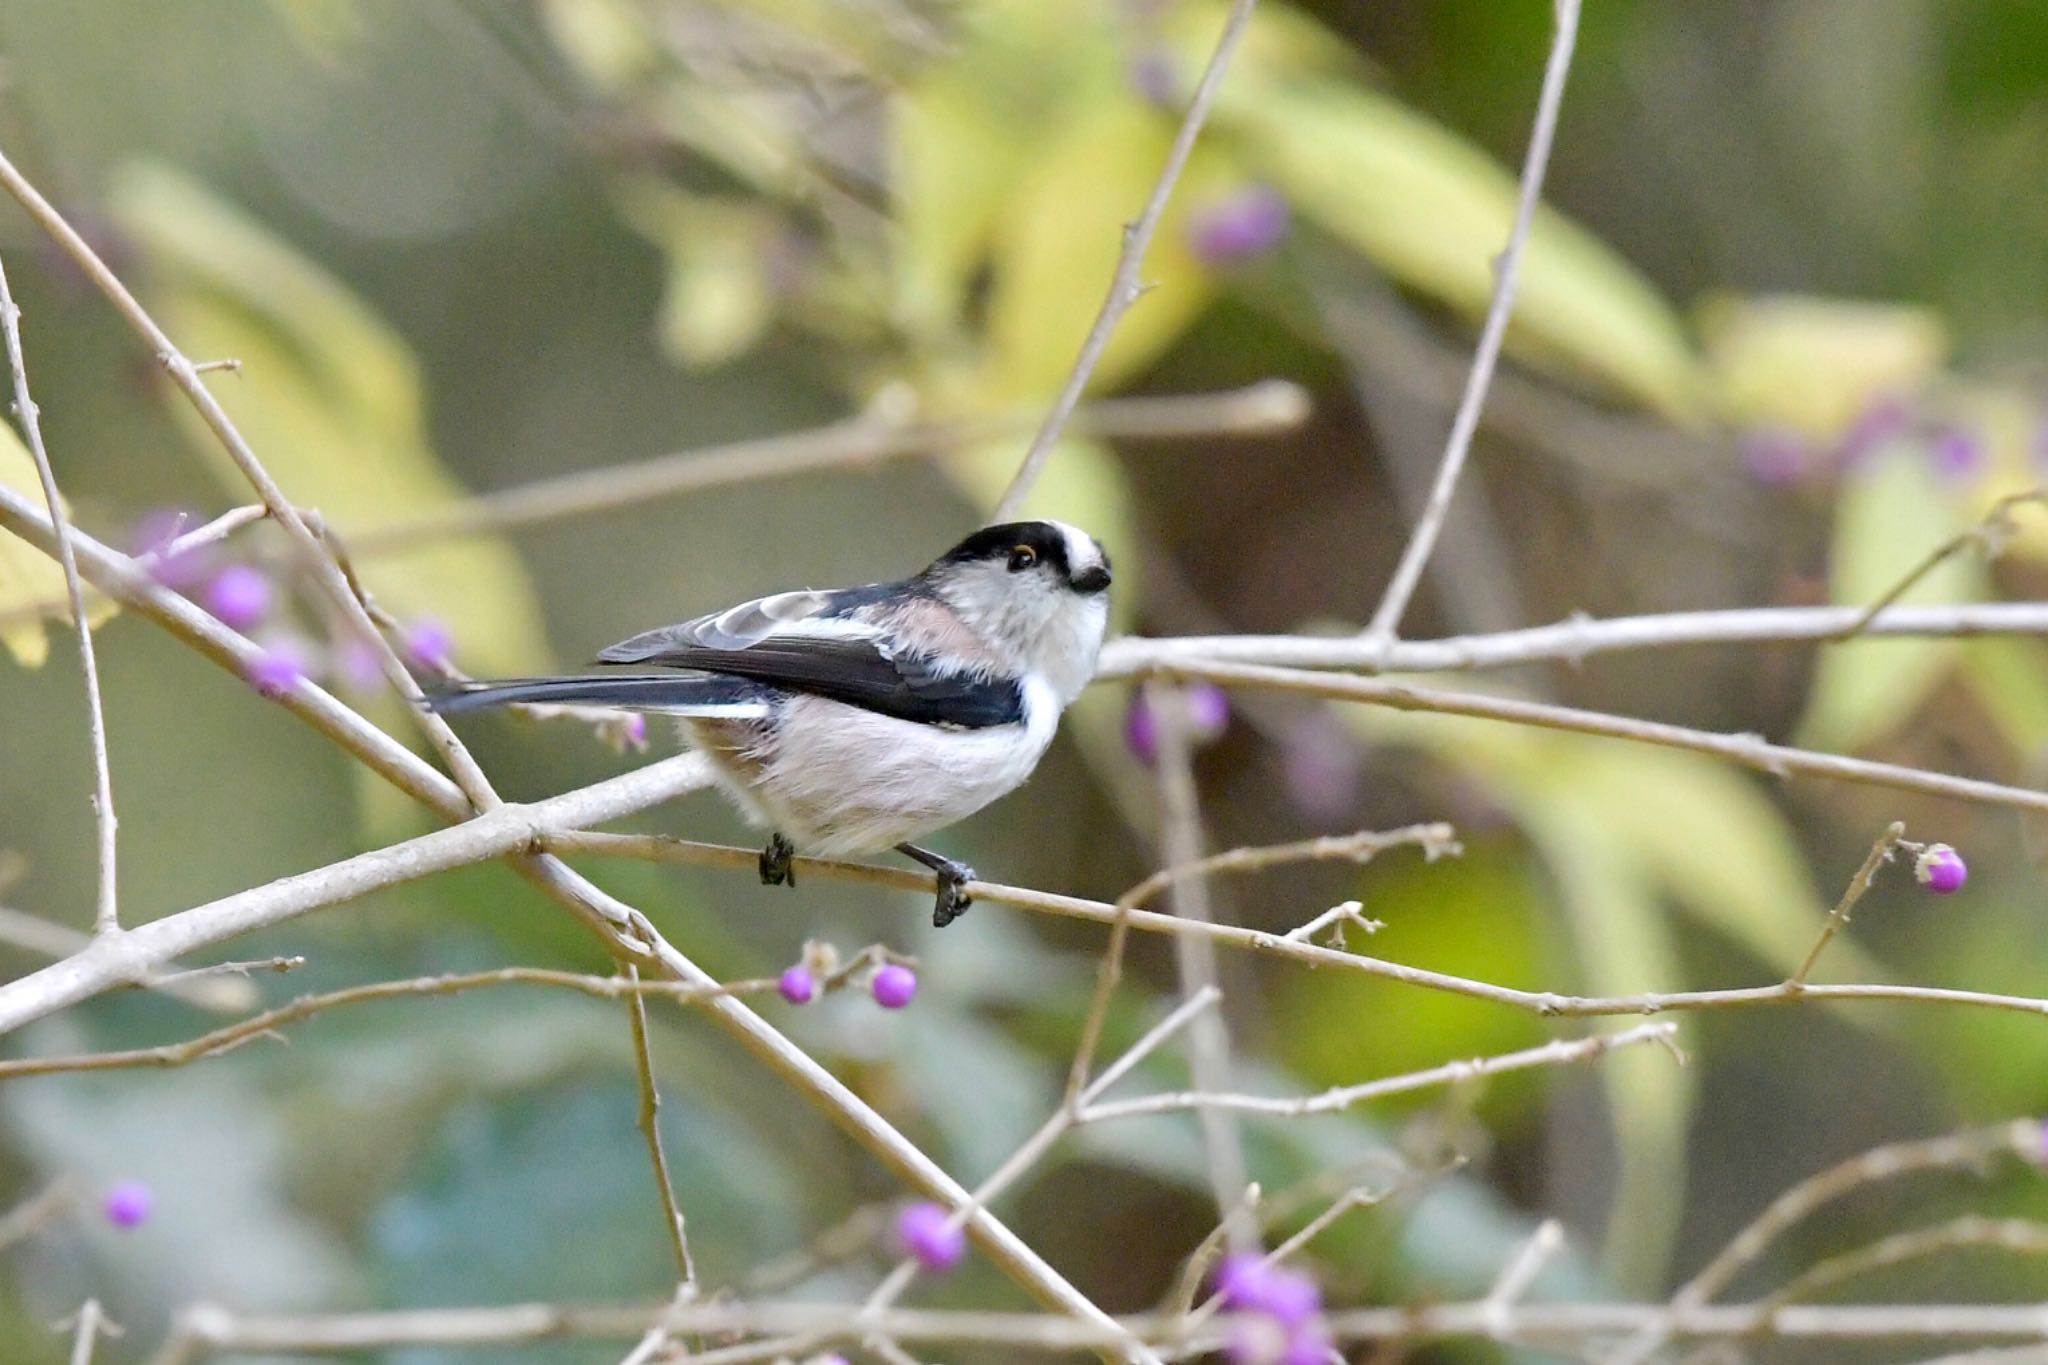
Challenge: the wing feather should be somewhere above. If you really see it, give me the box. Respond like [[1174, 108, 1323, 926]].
[[592, 584, 1022, 729]]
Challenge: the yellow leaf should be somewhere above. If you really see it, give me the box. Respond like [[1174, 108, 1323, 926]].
[[1699, 293, 1947, 439], [977, 98, 1219, 402], [108, 164, 551, 675], [1221, 74, 1703, 421], [1799, 450, 1982, 751], [0, 427, 116, 668]]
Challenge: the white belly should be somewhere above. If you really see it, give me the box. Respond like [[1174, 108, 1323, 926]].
[[682, 678, 1060, 856]]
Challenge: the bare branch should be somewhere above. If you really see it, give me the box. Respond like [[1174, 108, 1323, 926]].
[[623, 965, 698, 1293], [1140, 659, 2048, 817], [991, 0, 1260, 519], [351, 381, 1307, 554], [0, 252, 120, 934], [1789, 822, 1906, 987], [1099, 601, 2048, 678], [1364, 0, 1584, 642], [555, 831, 2048, 1022], [1078, 1022, 1679, 1123]]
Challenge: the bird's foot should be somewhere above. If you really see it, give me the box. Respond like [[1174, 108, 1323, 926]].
[[759, 833, 797, 888], [931, 866, 975, 929], [896, 842, 976, 928]]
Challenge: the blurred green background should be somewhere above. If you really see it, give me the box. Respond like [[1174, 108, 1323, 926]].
[[4, 1, 2048, 1361]]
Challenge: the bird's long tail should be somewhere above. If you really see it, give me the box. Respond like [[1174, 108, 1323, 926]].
[[424, 673, 769, 717]]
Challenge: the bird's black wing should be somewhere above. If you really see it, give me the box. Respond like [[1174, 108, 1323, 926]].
[[605, 632, 1022, 729]]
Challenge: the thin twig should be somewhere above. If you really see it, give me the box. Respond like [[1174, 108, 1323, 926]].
[[1603, 1121, 2043, 1365], [1789, 822, 1905, 987], [1364, 0, 1584, 642], [1837, 489, 2048, 641], [1147, 684, 1253, 1250], [1758, 1217, 2048, 1316], [0, 903, 259, 1014], [549, 831, 2048, 1023], [1116, 824, 1459, 912], [0, 252, 119, 935], [1078, 1022, 1679, 1123], [1142, 659, 2048, 817], [0, 1178, 74, 1252], [0, 142, 504, 813], [1101, 602, 2048, 678], [0, 965, 777, 1080], [68, 1300, 112, 1365], [142, 1295, 2048, 1359], [990, 0, 1260, 519], [352, 381, 1307, 554], [623, 965, 698, 1292], [1483, 1220, 1567, 1340]]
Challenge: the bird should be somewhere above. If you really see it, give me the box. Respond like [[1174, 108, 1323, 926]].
[[427, 520, 1112, 927]]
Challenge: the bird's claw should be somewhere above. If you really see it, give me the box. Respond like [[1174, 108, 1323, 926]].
[[759, 833, 797, 888], [931, 860, 975, 929]]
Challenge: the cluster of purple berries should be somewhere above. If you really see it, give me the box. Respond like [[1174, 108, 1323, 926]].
[[778, 961, 918, 1010], [1213, 1252, 1332, 1364], [132, 507, 452, 700], [1742, 396, 2010, 491]]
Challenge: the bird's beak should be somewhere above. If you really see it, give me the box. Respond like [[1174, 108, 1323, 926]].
[[1070, 564, 1112, 595]]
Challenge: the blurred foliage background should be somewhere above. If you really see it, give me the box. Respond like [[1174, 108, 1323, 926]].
[[3, 1, 2048, 1362]]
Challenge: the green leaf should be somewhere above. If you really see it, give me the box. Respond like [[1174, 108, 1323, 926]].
[[1561, 744, 1884, 982], [1798, 450, 1984, 752], [107, 163, 551, 674], [1961, 637, 2048, 752], [617, 185, 777, 368], [1220, 73, 1703, 420], [1518, 802, 1692, 1293], [1272, 841, 1550, 1121], [0, 427, 115, 667]]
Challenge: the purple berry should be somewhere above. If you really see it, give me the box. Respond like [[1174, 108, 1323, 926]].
[[1283, 714, 1361, 825], [335, 637, 385, 693], [1257, 1267, 1323, 1329], [1186, 681, 1230, 742], [1125, 695, 1160, 766], [247, 642, 310, 698], [404, 617, 454, 670], [1833, 395, 1912, 472], [131, 507, 213, 590], [778, 965, 817, 1005], [1915, 843, 1968, 895], [894, 1201, 966, 1272], [1741, 428, 1807, 488], [204, 564, 273, 630], [103, 1180, 152, 1229], [1130, 50, 1179, 108], [1188, 187, 1290, 267], [1929, 427, 1986, 483], [871, 964, 918, 1009], [1214, 1253, 1322, 1325], [1126, 683, 1231, 766]]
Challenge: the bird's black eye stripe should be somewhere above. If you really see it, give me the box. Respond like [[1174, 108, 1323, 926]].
[[1007, 545, 1039, 572]]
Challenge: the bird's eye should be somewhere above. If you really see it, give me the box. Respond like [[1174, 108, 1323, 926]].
[[1007, 545, 1039, 572]]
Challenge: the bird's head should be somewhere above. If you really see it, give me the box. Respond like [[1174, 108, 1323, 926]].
[[921, 520, 1112, 704]]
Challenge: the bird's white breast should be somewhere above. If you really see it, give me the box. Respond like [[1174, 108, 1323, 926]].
[[711, 676, 1061, 857]]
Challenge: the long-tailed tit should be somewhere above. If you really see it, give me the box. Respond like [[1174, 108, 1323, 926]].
[[429, 520, 1112, 927]]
